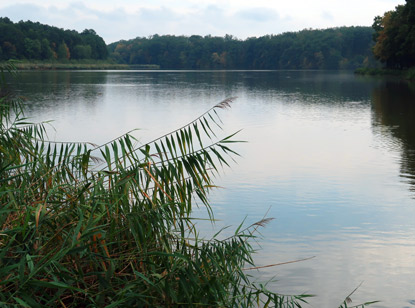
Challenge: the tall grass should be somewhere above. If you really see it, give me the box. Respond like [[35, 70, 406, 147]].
[[0, 62, 312, 307]]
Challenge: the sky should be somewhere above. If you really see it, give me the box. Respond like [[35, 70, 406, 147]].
[[0, 0, 405, 44]]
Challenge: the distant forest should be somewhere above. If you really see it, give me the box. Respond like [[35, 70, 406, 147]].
[[108, 27, 377, 70], [1, 17, 378, 70], [0, 17, 107, 61]]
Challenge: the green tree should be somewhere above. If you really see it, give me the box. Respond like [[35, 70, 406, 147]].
[[57, 41, 70, 60], [40, 38, 53, 60], [72, 44, 92, 59], [23, 38, 41, 59], [373, 0, 415, 68], [1, 41, 17, 59]]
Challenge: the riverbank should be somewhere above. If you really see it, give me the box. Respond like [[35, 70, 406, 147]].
[[1, 60, 160, 70], [355, 67, 415, 80]]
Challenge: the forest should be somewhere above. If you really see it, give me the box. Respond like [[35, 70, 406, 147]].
[[0, 17, 108, 61], [3, 2, 415, 72], [0, 17, 377, 70], [108, 27, 376, 70]]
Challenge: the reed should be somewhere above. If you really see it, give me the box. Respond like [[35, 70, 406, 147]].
[[0, 62, 311, 307]]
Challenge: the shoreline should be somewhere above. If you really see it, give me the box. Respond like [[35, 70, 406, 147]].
[[355, 67, 415, 80], [1, 61, 160, 70]]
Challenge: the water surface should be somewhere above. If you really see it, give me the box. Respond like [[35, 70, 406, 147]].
[[16, 70, 415, 307]]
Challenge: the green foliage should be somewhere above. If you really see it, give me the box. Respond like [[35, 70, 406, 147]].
[[0, 63, 309, 307], [108, 27, 376, 70], [57, 42, 70, 60], [72, 45, 92, 59], [23, 38, 41, 59], [40, 39, 53, 60], [372, 0, 415, 68], [0, 18, 108, 61]]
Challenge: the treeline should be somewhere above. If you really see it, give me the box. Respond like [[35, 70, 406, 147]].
[[108, 27, 376, 70], [0, 17, 378, 70], [372, 0, 415, 69], [0, 17, 107, 61]]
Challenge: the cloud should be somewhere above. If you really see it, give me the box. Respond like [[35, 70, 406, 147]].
[[235, 7, 280, 22], [321, 11, 334, 21]]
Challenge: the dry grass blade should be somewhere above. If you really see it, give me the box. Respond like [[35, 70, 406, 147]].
[[242, 256, 316, 271], [252, 217, 275, 228], [214, 97, 237, 109]]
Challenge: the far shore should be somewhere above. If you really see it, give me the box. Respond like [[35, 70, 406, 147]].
[[1, 60, 160, 70]]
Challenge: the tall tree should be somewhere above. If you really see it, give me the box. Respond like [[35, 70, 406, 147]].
[[373, 0, 415, 68]]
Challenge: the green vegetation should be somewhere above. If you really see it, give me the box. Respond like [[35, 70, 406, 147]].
[[108, 27, 376, 70], [356, 0, 415, 78], [355, 67, 415, 80], [372, 0, 415, 69], [0, 17, 107, 62], [0, 62, 314, 307], [0, 17, 377, 71], [7, 60, 131, 70]]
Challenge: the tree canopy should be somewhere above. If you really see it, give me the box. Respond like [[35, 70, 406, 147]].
[[372, 0, 415, 68], [108, 27, 376, 70], [0, 18, 108, 61]]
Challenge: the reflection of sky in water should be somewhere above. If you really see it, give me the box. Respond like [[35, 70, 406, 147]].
[[16, 70, 415, 308]]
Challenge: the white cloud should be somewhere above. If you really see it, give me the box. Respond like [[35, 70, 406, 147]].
[[0, 0, 405, 43]]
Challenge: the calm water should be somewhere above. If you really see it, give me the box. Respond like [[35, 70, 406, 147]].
[[15, 70, 415, 307]]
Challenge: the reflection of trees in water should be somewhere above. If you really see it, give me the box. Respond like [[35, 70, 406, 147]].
[[16, 71, 108, 112], [371, 81, 415, 195]]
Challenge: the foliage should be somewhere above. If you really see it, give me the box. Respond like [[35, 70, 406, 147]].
[[372, 0, 415, 69], [0, 63, 310, 307], [0, 18, 108, 61], [107, 27, 376, 70]]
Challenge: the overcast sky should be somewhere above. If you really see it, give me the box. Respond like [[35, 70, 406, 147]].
[[0, 0, 405, 43]]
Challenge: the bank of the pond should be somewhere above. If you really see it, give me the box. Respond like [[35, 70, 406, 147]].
[[355, 67, 415, 80], [1, 60, 160, 70]]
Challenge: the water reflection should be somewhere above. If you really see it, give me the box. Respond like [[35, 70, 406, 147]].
[[16, 71, 107, 114], [371, 81, 415, 196]]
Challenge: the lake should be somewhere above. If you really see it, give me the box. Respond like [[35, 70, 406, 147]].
[[14, 70, 415, 307]]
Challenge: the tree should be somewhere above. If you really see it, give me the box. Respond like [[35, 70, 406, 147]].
[[373, 0, 415, 68], [1, 41, 17, 60], [72, 45, 92, 59], [0, 19, 109, 61], [57, 41, 70, 60], [40, 38, 53, 60], [23, 38, 41, 59]]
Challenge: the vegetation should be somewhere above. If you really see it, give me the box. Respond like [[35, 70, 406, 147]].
[[372, 0, 415, 69], [8, 60, 131, 71], [0, 17, 107, 62], [0, 62, 314, 307], [108, 27, 376, 70], [0, 16, 377, 70]]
